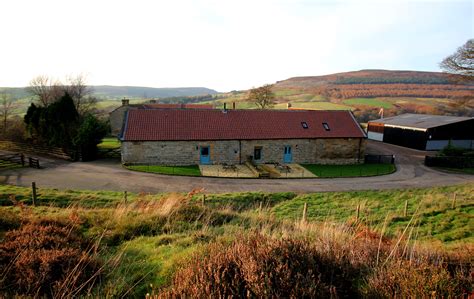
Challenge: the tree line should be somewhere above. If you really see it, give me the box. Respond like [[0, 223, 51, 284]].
[[1, 75, 108, 161]]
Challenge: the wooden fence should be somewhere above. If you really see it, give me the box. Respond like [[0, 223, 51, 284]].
[[0, 140, 74, 160], [0, 153, 40, 169]]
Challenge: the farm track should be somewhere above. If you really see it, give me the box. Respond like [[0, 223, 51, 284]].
[[0, 140, 472, 193]]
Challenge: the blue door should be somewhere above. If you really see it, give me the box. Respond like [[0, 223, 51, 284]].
[[283, 145, 292, 163], [200, 146, 210, 164]]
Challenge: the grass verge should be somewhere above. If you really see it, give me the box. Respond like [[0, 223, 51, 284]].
[[434, 167, 474, 175], [303, 163, 396, 177], [126, 165, 201, 176], [98, 137, 120, 150], [271, 184, 474, 244]]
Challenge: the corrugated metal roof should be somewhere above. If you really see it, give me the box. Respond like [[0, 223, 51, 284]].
[[369, 113, 473, 129], [122, 109, 366, 141]]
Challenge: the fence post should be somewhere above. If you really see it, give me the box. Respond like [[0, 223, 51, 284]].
[[202, 194, 206, 206], [31, 182, 37, 206], [301, 202, 308, 223], [404, 200, 408, 217], [259, 201, 263, 213], [124, 191, 128, 204], [20, 154, 25, 166], [356, 203, 360, 222], [452, 192, 456, 209]]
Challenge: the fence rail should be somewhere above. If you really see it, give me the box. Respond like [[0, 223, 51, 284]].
[[0, 140, 73, 160], [364, 154, 395, 164], [425, 156, 474, 168], [0, 153, 40, 169]]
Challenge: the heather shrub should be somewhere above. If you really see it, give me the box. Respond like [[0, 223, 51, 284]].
[[365, 260, 472, 298], [0, 220, 101, 297], [159, 233, 362, 298]]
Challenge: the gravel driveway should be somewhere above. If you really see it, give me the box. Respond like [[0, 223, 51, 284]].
[[0, 141, 472, 193]]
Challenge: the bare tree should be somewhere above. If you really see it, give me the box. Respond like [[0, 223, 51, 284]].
[[27, 74, 96, 115], [0, 92, 15, 135], [27, 75, 63, 107], [247, 84, 276, 109], [64, 74, 97, 115], [440, 39, 474, 80]]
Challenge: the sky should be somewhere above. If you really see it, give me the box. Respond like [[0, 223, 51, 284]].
[[0, 0, 472, 91]]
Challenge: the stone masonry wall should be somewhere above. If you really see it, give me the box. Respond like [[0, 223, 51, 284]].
[[109, 106, 129, 136], [122, 138, 366, 165]]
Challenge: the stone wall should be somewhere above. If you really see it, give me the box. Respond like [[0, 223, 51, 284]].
[[122, 140, 240, 165], [109, 106, 129, 136], [122, 138, 366, 165]]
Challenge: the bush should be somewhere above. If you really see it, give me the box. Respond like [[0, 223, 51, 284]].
[[159, 233, 361, 298], [438, 141, 467, 157], [0, 220, 101, 297], [365, 260, 472, 298]]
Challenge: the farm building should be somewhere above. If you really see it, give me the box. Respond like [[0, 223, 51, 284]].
[[109, 99, 214, 135], [367, 114, 474, 150], [120, 109, 367, 166]]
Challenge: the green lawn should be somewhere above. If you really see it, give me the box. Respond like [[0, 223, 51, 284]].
[[98, 137, 121, 149], [343, 98, 393, 108], [303, 163, 396, 177], [126, 165, 201, 176]]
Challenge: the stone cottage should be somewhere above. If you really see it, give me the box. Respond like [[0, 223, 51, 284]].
[[120, 109, 367, 165]]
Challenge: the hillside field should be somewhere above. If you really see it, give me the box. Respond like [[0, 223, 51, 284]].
[[0, 183, 472, 297]]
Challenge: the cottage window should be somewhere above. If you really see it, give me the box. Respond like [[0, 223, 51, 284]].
[[322, 122, 330, 131], [254, 147, 262, 160]]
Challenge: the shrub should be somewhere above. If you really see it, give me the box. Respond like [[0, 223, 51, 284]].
[[0, 220, 101, 297], [365, 260, 472, 298], [159, 233, 361, 298]]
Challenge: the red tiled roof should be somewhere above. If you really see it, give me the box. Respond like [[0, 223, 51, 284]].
[[141, 103, 214, 109], [122, 109, 366, 141]]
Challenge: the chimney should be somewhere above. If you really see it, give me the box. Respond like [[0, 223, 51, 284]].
[[149, 99, 156, 104], [232, 102, 236, 109], [122, 98, 129, 106], [287, 102, 292, 109]]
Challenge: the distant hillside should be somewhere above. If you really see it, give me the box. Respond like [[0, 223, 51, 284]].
[[213, 70, 474, 119], [0, 86, 218, 100], [274, 70, 473, 99], [92, 86, 218, 99], [276, 70, 462, 86]]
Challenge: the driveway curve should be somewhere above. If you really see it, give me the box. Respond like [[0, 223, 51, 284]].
[[0, 141, 472, 193]]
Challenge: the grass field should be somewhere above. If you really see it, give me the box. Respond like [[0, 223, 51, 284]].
[[98, 137, 121, 149], [126, 165, 202, 176], [0, 183, 472, 297], [303, 163, 396, 177], [343, 98, 393, 109], [274, 101, 351, 110], [272, 184, 473, 244]]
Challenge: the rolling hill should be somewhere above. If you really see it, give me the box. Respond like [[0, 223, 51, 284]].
[[0, 85, 218, 100], [213, 70, 474, 120]]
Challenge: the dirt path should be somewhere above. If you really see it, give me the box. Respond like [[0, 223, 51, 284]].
[[0, 141, 472, 193]]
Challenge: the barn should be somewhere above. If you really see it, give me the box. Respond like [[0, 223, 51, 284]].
[[367, 113, 474, 150], [120, 109, 367, 166]]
